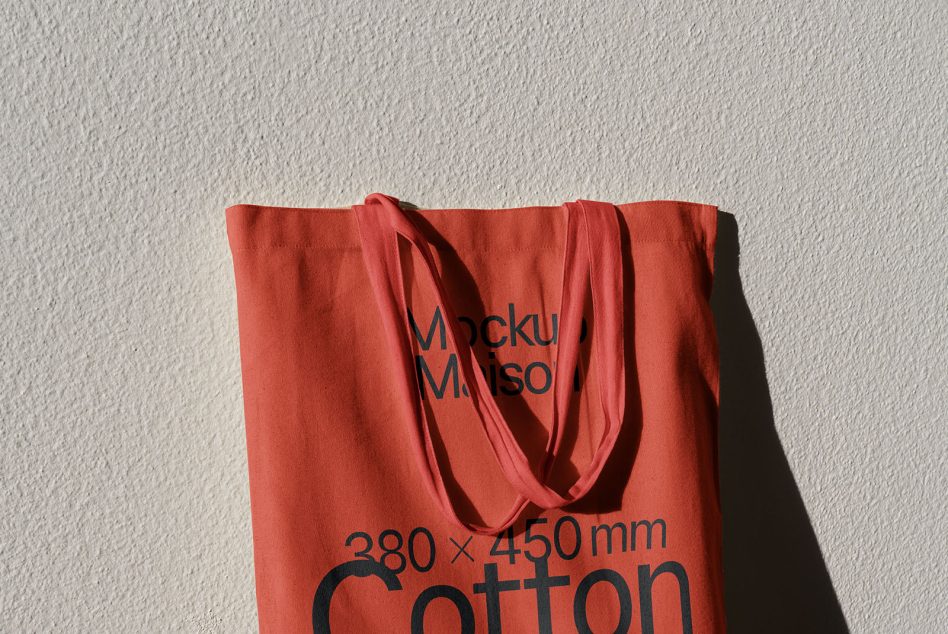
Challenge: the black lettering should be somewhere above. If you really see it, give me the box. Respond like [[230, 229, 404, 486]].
[[481, 315, 508, 348], [411, 585, 475, 634], [474, 563, 521, 633], [508, 303, 535, 346], [499, 363, 524, 396], [630, 519, 666, 551], [458, 316, 478, 345], [525, 362, 552, 394], [591, 523, 627, 556], [534, 313, 557, 346], [573, 568, 632, 634], [637, 561, 692, 634], [416, 354, 459, 400], [523, 557, 570, 634], [312, 560, 401, 633], [408, 308, 446, 351]]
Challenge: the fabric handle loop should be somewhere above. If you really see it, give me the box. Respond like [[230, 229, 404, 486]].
[[354, 192, 626, 534]]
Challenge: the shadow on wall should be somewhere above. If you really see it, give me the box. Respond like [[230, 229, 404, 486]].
[[712, 212, 850, 633]]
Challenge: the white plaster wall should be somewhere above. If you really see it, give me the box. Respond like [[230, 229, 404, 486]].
[[1, 1, 944, 632]]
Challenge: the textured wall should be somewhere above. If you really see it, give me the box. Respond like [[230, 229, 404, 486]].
[[1, 1, 944, 632]]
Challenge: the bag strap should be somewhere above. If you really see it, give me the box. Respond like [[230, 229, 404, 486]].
[[354, 193, 626, 534]]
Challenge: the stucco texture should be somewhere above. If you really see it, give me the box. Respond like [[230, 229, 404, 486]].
[[1, 1, 945, 632]]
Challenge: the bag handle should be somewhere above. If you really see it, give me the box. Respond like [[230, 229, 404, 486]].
[[354, 193, 626, 534]]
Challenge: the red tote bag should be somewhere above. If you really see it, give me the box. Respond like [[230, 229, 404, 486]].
[[226, 193, 726, 633]]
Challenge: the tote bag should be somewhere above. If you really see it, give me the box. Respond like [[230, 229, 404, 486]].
[[226, 192, 725, 633]]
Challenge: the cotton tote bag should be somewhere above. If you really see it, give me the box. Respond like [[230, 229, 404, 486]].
[[226, 192, 725, 633]]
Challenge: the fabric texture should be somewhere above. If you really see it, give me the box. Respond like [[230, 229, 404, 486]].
[[227, 193, 725, 633]]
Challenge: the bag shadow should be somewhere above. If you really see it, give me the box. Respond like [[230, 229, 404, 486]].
[[713, 211, 850, 633]]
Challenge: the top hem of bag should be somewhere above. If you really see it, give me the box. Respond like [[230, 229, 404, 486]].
[[224, 199, 718, 214], [225, 200, 719, 252]]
